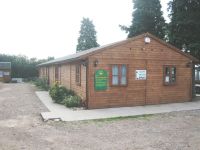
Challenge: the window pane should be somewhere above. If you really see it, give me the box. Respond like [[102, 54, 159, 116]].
[[171, 77, 176, 83], [165, 76, 170, 83], [171, 67, 176, 83], [164, 67, 170, 83], [165, 67, 170, 75], [76, 66, 79, 74], [112, 65, 118, 75], [121, 65, 127, 85], [171, 67, 176, 75], [112, 76, 119, 85], [195, 70, 198, 80], [121, 76, 127, 85], [55, 66, 59, 79], [199, 72, 200, 81], [76, 74, 79, 83], [76, 65, 81, 85], [121, 65, 127, 76]]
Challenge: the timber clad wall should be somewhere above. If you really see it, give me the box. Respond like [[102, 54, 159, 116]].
[[38, 33, 196, 109], [49, 66, 55, 85], [70, 64, 86, 101], [39, 63, 86, 101], [87, 37, 192, 108], [60, 64, 71, 89]]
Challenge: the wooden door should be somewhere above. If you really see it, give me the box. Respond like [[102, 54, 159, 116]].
[[126, 60, 147, 106]]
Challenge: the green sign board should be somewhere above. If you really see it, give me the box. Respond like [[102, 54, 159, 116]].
[[94, 69, 108, 91]]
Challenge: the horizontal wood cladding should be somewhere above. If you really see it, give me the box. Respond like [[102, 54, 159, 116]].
[[39, 63, 87, 102], [39, 35, 193, 109], [49, 66, 55, 85], [60, 64, 71, 89], [70, 63, 87, 101], [87, 36, 192, 109]]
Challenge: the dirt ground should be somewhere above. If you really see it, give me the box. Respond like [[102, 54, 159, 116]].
[[0, 83, 200, 150]]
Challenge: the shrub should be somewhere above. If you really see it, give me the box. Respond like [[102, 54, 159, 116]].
[[66, 89, 75, 96], [23, 77, 37, 82], [64, 95, 82, 108], [49, 83, 67, 104], [34, 78, 49, 91], [49, 83, 82, 108]]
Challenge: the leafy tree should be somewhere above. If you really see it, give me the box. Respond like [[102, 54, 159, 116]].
[[76, 18, 99, 52], [0, 54, 53, 78], [168, 0, 200, 60], [120, 0, 166, 39]]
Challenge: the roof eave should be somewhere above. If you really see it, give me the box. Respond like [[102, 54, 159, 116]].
[[146, 33, 199, 63], [37, 57, 88, 67]]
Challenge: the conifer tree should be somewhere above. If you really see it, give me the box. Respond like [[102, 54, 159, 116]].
[[120, 0, 166, 39], [76, 18, 99, 52], [168, 0, 200, 59]]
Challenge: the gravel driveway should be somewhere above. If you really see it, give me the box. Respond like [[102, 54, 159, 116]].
[[0, 83, 200, 150]]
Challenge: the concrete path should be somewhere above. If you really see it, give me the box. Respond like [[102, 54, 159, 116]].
[[36, 91, 200, 121]]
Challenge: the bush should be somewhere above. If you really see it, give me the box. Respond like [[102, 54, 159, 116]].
[[23, 77, 38, 82], [49, 83, 82, 108], [49, 83, 67, 104], [64, 95, 81, 108], [34, 78, 49, 91], [66, 89, 75, 96]]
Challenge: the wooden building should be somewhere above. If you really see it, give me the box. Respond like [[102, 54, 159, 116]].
[[38, 33, 198, 109], [0, 62, 11, 83]]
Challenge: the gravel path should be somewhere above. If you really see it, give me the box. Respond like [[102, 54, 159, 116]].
[[0, 83, 200, 150]]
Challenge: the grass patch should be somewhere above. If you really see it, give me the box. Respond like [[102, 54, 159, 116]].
[[85, 114, 155, 123], [45, 114, 155, 126]]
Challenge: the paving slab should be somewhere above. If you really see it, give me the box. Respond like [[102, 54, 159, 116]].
[[40, 112, 61, 121], [36, 91, 200, 121]]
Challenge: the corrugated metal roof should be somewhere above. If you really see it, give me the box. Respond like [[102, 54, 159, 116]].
[[0, 62, 11, 69]]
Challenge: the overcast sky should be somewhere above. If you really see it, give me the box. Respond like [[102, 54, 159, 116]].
[[0, 0, 169, 59]]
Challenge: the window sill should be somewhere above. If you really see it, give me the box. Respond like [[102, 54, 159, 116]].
[[110, 85, 128, 87], [163, 83, 176, 86]]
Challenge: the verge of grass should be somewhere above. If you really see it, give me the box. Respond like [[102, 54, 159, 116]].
[[46, 114, 155, 126], [84, 114, 155, 123]]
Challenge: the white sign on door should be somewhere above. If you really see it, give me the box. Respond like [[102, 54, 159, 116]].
[[136, 70, 147, 80]]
